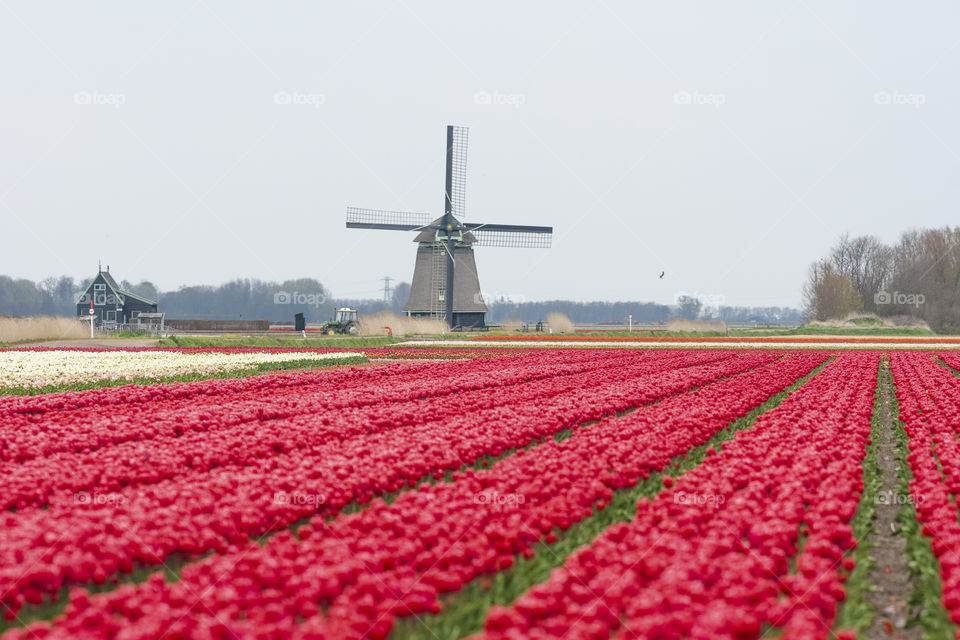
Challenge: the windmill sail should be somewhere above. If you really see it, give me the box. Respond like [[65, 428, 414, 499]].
[[345, 207, 433, 231], [446, 126, 468, 220], [464, 223, 553, 248]]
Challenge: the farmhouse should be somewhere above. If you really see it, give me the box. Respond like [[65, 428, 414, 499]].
[[76, 267, 157, 326]]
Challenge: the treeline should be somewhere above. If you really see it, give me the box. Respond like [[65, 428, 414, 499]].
[[484, 300, 801, 326], [803, 227, 960, 333], [151, 278, 415, 323], [0, 276, 406, 324], [0, 276, 81, 317], [0, 274, 801, 326]]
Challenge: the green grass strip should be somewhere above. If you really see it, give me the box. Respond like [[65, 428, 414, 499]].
[[389, 359, 832, 640], [156, 335, 397, 348], [832, 359, 886, 632], [0, 356, 367, 396]]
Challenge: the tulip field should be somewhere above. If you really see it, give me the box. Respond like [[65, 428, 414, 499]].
[[2, 346, 960, 639]]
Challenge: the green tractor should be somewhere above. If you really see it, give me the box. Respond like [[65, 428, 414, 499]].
[[322, 308, 361, 335]]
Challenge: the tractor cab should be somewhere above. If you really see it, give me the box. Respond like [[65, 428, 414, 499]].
[[323, 308, 361, 335], [336, 308, 358, 325]]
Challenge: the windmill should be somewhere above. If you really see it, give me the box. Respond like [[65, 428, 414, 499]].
[[346, 125, 552, 329]]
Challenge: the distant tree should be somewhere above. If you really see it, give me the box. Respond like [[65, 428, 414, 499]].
[[39, 276, 78, 315], [718, 306, 802, 326], [390, 282, 411, 314], [829, 234, 892, 313], [121, 280, 159, 302], [802, 261, 863, 321], [157, 277, 336, 322], [886, 227, 960, 332], [277, 278, 334, 322], [677, 296, 703, 320], [809, 227, 960, 332], [0, 276, 43, 316], [484, 300, 674, 324]]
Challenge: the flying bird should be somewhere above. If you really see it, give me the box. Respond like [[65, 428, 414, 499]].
[[659, 271, 665, 279]]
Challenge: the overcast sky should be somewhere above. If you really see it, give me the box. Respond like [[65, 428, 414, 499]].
[[2, 2, 958, 307]]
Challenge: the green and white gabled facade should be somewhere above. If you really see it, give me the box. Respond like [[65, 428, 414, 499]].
[[76, 269, 157, 326]]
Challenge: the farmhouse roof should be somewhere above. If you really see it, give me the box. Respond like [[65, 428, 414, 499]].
[[78, 270, 158, 306]]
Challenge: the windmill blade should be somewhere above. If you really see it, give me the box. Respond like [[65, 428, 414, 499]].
[[346, 207, 434, 231], [465, 223, 553, 248], [445, 126, 468, 219]]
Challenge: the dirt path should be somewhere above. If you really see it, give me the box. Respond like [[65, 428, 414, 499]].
[[864, 361, 920, 639]]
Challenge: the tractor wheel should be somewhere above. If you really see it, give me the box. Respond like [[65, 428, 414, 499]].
[[345, 322, 360, 335], [327, 329, 335, 336]]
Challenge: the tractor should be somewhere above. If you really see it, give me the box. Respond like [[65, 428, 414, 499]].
[[322, 308, 361, 335]]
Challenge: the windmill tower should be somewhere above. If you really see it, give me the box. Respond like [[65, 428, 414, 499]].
[[346, 125, 552, 329]]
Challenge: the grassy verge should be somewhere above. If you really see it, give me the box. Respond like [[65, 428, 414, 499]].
[[832, 359, 886, 632], [388, 360, 831, 640], [0, 355, 368, 396], [890, 365, 957, 638], [156, 335, 398, 348]]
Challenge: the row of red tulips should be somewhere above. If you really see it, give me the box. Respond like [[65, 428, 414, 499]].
[[0, 350, 723, 509], [477, 351, 878, 640], [935, 351, 960, 375], [889, 352, 960, 626], [0, 347, 565, 417], [3, 352, 827, 638], [0, 350, 756, 618], [0, 349, 667, 464]]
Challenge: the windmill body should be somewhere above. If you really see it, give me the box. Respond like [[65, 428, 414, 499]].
[[404, 221, 487, 327], [346, 126, 552, 329]]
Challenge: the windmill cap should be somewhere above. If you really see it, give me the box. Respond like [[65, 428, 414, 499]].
[[413, 215, 476, 243]]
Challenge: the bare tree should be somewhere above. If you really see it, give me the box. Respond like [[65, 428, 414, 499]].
[[802, 261, 863, 321], [677, 296, 703, 320], [886, 227, 960, 332], [810, 227, 960, 332], [829, 234, 892, 312]]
